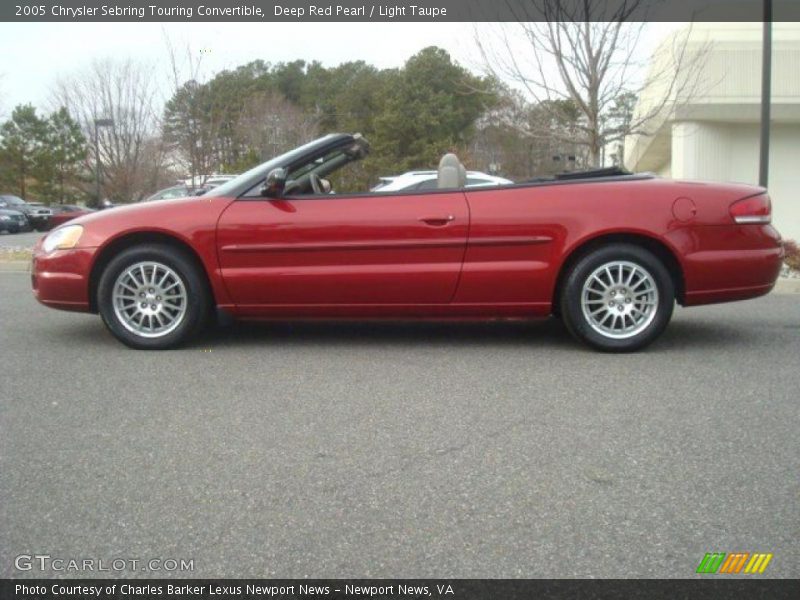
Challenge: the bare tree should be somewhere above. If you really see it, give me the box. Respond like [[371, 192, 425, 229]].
[[235, 91, 320, 162], [472, 90, 592, 179], [51, 59, 165, 202], [476, 2, 708, 167], [161, 33, 226, 186]]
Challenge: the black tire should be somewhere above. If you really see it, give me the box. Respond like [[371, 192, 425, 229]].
[[97, 244, 210, 349], [559, 244, 675, 352]]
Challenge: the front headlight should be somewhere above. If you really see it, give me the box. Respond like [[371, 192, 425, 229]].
[[0, 215, 10, 221], [43, 225, 83, 253]]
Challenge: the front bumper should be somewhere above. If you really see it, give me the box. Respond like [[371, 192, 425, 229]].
[[31, 247, 96, 312]]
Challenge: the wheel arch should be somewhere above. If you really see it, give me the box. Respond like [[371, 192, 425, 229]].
[[88, 231, 215, 313], [552, 231, 686, 312]]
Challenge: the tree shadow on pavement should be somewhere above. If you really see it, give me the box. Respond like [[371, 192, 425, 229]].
[[48, 313, 753, 353]]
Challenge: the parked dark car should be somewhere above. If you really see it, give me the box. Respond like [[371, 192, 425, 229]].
[[47, 205, 96, 229], [0, 208, 31, 233], [0, 195, 52, 231]]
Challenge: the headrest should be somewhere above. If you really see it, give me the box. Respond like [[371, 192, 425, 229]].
[[437, 153, 467, 189]]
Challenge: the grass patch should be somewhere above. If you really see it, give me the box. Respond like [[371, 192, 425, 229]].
[[0, 249, 32, 262]]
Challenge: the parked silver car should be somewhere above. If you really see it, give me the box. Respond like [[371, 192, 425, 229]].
[[371, 170, 512, 192]]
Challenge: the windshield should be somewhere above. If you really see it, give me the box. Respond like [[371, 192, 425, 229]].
[[204, 135, 343, 198], [0, 195, 25, 206], [142, 186, 188, 202]]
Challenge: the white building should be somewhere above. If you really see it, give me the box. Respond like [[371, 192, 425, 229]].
[[625, 23, 800, 241]]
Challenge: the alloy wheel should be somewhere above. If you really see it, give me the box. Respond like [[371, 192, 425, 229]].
[[580, 260, 659, 339], [112, 261, 188, 338]]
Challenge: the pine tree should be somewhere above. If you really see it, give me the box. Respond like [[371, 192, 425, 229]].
[[0, 104, 48, 199], [40, 107, 88, 203]]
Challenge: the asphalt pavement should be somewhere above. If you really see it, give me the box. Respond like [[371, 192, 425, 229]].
[[1, 271, 798, 578], [0, 230, 44, 250]]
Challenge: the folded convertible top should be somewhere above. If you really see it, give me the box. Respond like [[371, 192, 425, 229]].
[[526, 166, 633, 183]]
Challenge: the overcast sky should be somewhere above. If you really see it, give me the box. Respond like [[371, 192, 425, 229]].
[[0, 22, 681, 115]]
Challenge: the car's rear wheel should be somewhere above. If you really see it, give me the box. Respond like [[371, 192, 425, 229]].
[[559, 244, 675, 352], [97, 244, 209, 349]]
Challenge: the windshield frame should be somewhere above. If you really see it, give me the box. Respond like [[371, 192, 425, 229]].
[[203, 134, 359, 199]]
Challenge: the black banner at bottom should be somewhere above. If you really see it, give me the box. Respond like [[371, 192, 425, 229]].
[[2, 579, 799, 600]]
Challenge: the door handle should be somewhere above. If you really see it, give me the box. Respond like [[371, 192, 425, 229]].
[[419, 215, 455, 226]]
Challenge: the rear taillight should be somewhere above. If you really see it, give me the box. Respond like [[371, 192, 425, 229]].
[[730, 194, 771, 224]]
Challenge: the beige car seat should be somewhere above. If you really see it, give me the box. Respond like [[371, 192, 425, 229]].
[[437, 153, 467, 189]]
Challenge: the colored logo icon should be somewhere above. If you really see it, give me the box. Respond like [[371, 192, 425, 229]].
[[696, 552, 773, 574]]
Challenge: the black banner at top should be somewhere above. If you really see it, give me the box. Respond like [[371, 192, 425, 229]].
[[3, 0, 800, 22]]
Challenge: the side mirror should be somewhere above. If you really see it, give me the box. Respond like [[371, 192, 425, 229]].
[[260, 168, 288, 198]]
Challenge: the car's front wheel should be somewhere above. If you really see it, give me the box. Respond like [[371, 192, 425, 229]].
[[559, 244, 675, 352], [97, 244, 210, 349]]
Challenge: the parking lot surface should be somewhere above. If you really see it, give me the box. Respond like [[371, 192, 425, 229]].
[[1, 271, 798, 578], [0, 230, 43, 250]]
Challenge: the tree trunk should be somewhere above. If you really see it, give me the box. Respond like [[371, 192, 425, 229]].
[[19, 160, 26, 199]]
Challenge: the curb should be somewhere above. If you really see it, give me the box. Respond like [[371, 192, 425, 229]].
[[0, 261, 30, 272], [774, 278, 800, 294]]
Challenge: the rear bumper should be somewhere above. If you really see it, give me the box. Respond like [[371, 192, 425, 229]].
[[27, 215, 50, 228], [680, 225, 784, 306], [31, 247, 95, 312], [684, 280, 778, 306]]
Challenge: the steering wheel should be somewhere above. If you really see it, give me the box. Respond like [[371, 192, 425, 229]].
[[309, 172, 323, 194]]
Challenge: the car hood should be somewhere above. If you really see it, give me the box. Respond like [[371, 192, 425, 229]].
[[45, 194, 236, 251], [61, 196, 201, 228]]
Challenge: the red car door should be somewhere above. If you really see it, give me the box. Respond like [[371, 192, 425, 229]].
[[216, 192, 469, 310]]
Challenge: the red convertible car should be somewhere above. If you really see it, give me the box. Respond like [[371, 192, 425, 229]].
[[32, 133, 783, 351]]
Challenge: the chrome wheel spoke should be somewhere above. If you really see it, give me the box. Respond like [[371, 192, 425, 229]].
[[591, 274, 607, 289]]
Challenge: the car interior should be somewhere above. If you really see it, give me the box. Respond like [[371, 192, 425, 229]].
[[283, 149, 470, 197], [283, 136, 370, 196]]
